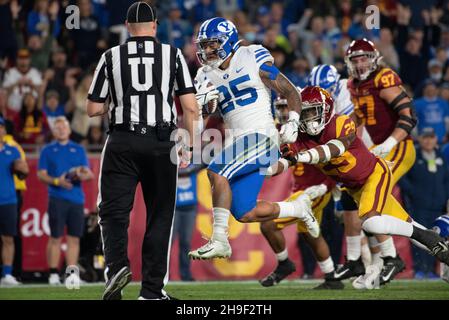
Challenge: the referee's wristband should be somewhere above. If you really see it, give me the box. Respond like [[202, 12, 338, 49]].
[[53, 178, 60, 186]]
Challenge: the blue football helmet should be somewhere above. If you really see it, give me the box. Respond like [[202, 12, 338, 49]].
[[196, 17, 240, 68], [432, 215, 449, 238], [307, 64, 340, 96]]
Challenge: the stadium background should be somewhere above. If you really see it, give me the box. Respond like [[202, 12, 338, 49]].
[[1, 0, 449, 282]]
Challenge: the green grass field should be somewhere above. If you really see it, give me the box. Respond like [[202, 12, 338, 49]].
[[0, 280, 448, 300]]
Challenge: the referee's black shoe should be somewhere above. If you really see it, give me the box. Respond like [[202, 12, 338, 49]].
[[102, 266, 132, 300], [333, 257, 365, 281]]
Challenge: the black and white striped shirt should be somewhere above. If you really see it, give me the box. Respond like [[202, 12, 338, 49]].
[[88, 36, 195, 127]]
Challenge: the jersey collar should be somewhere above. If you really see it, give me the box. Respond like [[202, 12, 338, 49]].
[[126, 36, 157, 43]]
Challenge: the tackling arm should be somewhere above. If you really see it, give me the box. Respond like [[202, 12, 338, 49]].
[[266, 133, 355, 176], [293, 133, 356, 165]]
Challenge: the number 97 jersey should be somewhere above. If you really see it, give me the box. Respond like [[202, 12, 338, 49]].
[[347, 67, 403, 145], [194, 45, 277, 137]]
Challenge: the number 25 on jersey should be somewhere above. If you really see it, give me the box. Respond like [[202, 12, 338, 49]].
[[216, 74, 258, 115]]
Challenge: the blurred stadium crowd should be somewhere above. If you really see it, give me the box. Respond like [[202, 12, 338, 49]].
[[1, 0, 449, 283], [1, 0, 449, 148]]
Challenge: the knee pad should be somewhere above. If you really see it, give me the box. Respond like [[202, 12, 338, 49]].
[[362, 216, 385, 235]]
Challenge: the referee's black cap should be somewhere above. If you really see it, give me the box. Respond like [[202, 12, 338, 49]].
[[126, 2, 159, 24]]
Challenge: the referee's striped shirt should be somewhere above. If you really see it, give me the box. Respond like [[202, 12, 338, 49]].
[[87, 36, 195, 127]]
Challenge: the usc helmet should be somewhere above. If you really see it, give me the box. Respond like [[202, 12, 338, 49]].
[[345, 38, 380, 81], [299, 86, 335, 136]]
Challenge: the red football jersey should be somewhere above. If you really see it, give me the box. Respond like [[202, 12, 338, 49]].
[[292, 115, 378, 189], [291, 163, 336, 193], [347, 67, 404, 145]]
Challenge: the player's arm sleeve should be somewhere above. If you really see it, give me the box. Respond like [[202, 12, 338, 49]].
[[320, 115, 356, 158], [252, 45, 275, 70], [374, 68, 402, 90], [174, 48, 196, 96], [335, 115, 357, 139], [87, 53, 109, 103], [377, 69, 417, 134], [301, 115, 356, 163]]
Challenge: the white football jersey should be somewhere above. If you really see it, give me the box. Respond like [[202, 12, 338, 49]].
[[195, 45, 277, 141], [333, 79, 354, 116]]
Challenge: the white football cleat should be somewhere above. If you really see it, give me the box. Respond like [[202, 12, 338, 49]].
[[303, 184, 328, 200], [48, 273, 61, 285], [0, 275, 21, 286], [188, 239, 232, 260], [302, 209, 320, 238], [352, 264, 381, 290], [291, 194, 320, 238]]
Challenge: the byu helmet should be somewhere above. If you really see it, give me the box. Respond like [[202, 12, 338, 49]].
[[308, 64, 340, 96], [196, 17, 240, 68]]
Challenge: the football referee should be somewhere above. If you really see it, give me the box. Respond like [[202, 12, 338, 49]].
[[86, 2, 198, 300]]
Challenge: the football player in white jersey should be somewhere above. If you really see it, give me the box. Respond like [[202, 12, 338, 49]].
[[188, 17, 320, 260]]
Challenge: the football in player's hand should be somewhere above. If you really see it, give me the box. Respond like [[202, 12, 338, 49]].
[[203, 82, 218, 116]]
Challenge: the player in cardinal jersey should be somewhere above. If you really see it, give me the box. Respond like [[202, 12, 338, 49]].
[[308, 64, 375, 286], [188, 18, 319, 260], [268, 86, 449, 286], [341, 39, 418, 286], [259, 97, 344, 290]]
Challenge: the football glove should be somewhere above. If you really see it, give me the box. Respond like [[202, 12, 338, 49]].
[[281, 144, 297, 165], [279, 111, 299, 144], [370, 137, 398, 158], [195, 83, 219, 108]]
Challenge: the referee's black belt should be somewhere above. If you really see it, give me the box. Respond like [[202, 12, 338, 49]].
[[109, 122, 177, 141]]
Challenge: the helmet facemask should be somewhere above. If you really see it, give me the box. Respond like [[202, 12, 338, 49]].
[[345, 51, 379, 81], [327, 82, 338, 96], [196, 36, 230, 69], [299, 96, 332, 136], [274, 98, 289, 124]]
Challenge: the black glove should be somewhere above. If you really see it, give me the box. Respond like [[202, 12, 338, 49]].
[[281, 144, 297, 165]]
